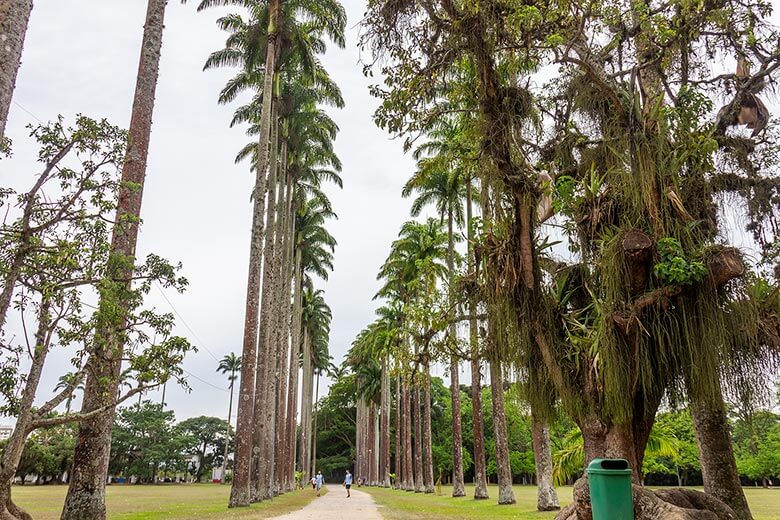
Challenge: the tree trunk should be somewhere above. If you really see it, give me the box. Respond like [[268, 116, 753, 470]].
[[62, 3, 167, 518], [403, 382, 413, 491], [252, 96, 280, 502], [691, 390, 752, 520], [299, 328, 313, 479], [422, 365, 434, 493], [489, 360, 515, 505], [394, 372, 401, 489], [447, 207, 465, 497], [0, 297, 50, 520], [532, 416, 560, 511], [413, 385, 424, 492], [381, 356, 391, 487], [288, 248, 302, 488], [0, 0, 33, 140], [221, 380, 234, 484], [311, 373, 320, 476], [272, 133, 291, 496], [355, 397, 362, 482], [467, 182, 489, 500]]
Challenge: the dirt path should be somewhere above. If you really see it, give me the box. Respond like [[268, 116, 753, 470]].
[[268, 485, 383, 520]]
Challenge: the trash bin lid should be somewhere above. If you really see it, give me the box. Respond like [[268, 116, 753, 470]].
[[587, 458, 633, 475]]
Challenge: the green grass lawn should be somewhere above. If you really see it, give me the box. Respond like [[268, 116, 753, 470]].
[[11, 483, 323, 520], [361, 484, 780, 520]]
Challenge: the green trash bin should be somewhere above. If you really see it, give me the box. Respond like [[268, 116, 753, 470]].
[[587, 458, 634, 520]]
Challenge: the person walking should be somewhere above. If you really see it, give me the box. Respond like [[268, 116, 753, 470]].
[[343, 470, 353, 498], [315, 471, 324, 496]]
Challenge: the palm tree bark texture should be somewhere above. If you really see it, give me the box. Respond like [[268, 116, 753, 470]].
[[0, 0, 33, 140], [61, 2, 166, 518], [228, 0, 280, 507]]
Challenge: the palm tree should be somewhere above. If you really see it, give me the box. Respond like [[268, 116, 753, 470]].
[[0, 0, 33, 140], [53, 373, 84, 415], [403, 119, 467, 497], [195, 0, 345, 504], [377, 219, 447, 493], [299, 285, 332, 480], [62, 2, 168, 518], [217, 353, 242, 485]]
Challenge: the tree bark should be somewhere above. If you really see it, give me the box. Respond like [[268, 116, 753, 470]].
[[288, 248, 302, 488], [0, 0, 33, 140], [271, 131, 291, 496], [221, 378, 234, 484], [691, 390, 752, 520], [422, 364, 435, 493], [299, 328, 313, 479], [381, 356, 391, 487], [311, 373, 320, 476], [489, 360, 515, 505], [413, 385, 424, 492], [532, 416, 560, 511], [62, 2, 167, 517], [403, 382, 413, 491], [394, 372, 401, 489], [467, 182, 489, 500], [252, 97, 280, 502]]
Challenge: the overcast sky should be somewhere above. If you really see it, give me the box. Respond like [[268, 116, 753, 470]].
[[2, 0, 423, 423]]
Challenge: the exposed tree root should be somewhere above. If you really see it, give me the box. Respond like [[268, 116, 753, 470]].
[[555, 477, 738, 520]]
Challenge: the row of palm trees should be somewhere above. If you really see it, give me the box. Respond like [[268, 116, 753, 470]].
[[190, 0, 346, 508], [346, 115, 560, 509]]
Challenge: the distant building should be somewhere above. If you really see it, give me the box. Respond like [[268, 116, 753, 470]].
[[0, 425, 12, 441]]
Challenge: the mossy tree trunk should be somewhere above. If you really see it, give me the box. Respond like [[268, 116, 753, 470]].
[[691, 387, 752, 520]]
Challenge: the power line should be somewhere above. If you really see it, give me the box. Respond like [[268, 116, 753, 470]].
[[154, 283, 221, 363], [182, 367, 228, 393], [12, 100, 45, 124]]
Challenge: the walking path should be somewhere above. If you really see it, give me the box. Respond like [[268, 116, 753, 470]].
[[268, 485, 383, 520]]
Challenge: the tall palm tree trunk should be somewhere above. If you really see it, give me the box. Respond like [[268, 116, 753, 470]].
[[287, 249, 302, 488], [393, 372, 401, 489], [422, 364, 434, 493], [311, 373, 320, 475], [531, 414, 559, 511], [356, 395, 364, 481], [275, 155, 294, 492], [61, 3, 167, 517], [227, 0, 280, 507], [381, 357, 391, 487], [403, 381, 413, 491], [467, 182, 489, 500], [221, 379, 235, 485], [373, 404, 380, 485], [0, 0, 33, 140], [271, 133, 291, 496], [413, 384, 424, 493], [489, 359, 515, 505], [299, 329, 313, 479], [691, 386, 752, 520], [252, 98, 280, 502], [447, 207, 465, 497]]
